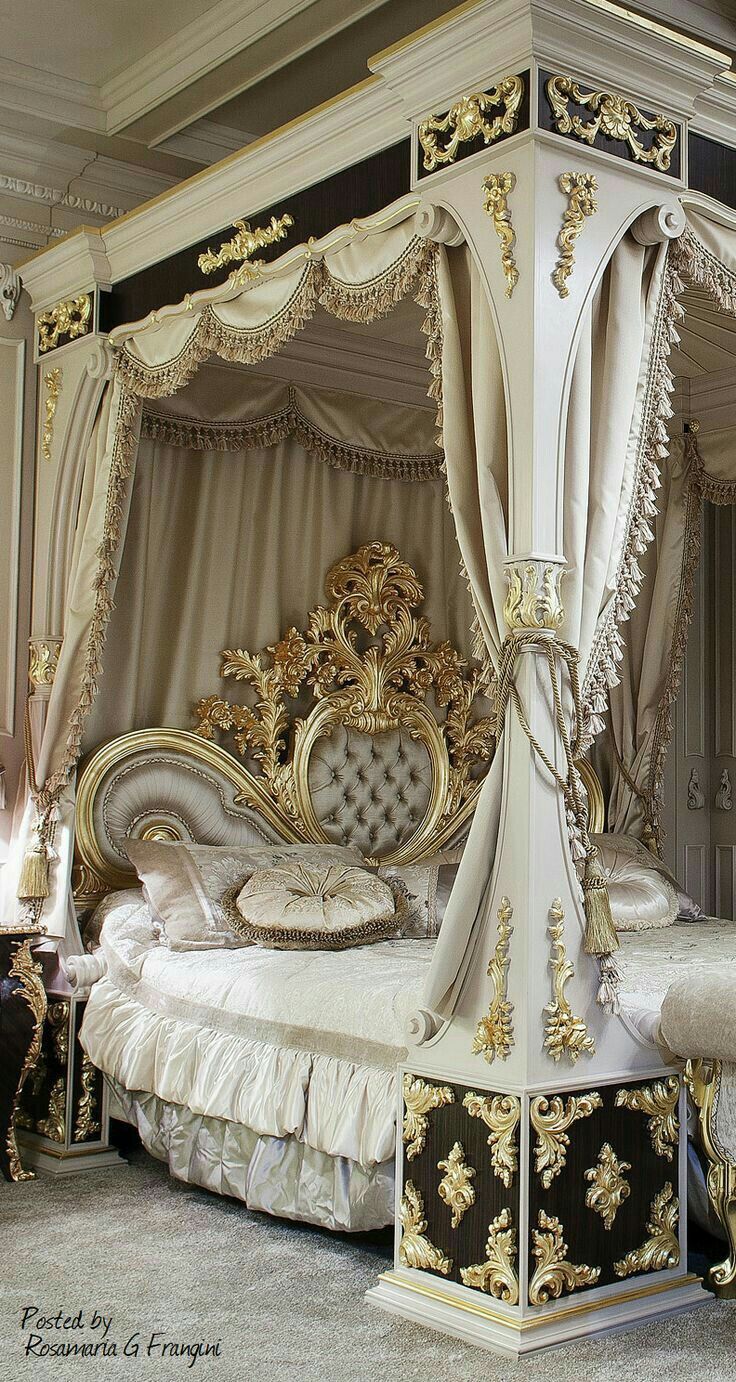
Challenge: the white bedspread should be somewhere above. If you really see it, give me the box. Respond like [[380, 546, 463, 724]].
[[80, 890, 433, 1168]]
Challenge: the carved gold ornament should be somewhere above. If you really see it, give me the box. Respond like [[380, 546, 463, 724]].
[[37, 293, 92, 353], [504, 562, 564, 631], [41, 366, 62, 462], [402, 1073, 455, 1161], [614, 1078, 679, 1161], [543, 899, 595, 1063], [529, 1210, 600, 1304], [198, 213, 294, 287], [73, 1055, 100, 1142], [399, 1180, 453, 1276], [687, 1059, 736, 1296], [193, 543, 494, 864], [28, 637, 62, 689], [471, 896, 514, 1062], [6, 939, 47, 1181], [530, 1091, 603, 1188], [552, 172, 598, 299], [437, 1141, 476, 1228], [463, 1091, 520, 1188], [614, 1183, 680, 1278], [482, 173, 518, 298], [46, 1001, 70, 1064], [546, 76, 678, 174], [36, 1074, 66, 1143], [461, 1208, 519, 1303], [584, 1142, 631, 1230], [418, 76, 524, 171]]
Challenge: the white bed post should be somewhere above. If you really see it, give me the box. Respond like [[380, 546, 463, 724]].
[[367, 0, 725, 1354]]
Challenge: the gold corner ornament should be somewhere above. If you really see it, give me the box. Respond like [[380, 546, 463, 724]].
[[437, 1141, 476, 1228], [543, 898, 595, 1064], [552, 172, 598, 299], [6, 939, 47, 1181], [584, 1142, 631, 1230], [529, 1210, 600, 1304], [41, 366, 62, 463], [197, 213, 294, 287], [461, 1208, 519, 1303], [399, 1180, 453, 1276], [483, 173, 519, 298], [36, 1075, 66, 1143], [546, 75, 677, 174], [73, 1055, 100, 1143], [463, 1091, 520, 1188], [402, 1073, 455, 1161], [471, 896, 514, 1063], [418, 76, 524, 171], [37, 293, 92, 354], [504, 562, 564, 631], [28, 637, 62, 689], [614, 1078, 679, 1161], [530, 1090, 603, 1189], [614, 1183, 680, 1278]]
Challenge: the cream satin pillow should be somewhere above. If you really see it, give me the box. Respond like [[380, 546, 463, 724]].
[[595, 839, 679, 933], [223, 861, 406, 950]]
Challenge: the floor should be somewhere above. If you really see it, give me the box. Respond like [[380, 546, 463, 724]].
[[2, 1139, 735, 1382]]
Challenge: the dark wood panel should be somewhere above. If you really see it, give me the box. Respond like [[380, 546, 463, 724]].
[[689, 133, 736, 211], [416, 72, 531, 182], [538, 71, 682, 180]]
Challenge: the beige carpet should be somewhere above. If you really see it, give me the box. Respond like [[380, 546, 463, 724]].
[[1, 1146, 734, 1382]]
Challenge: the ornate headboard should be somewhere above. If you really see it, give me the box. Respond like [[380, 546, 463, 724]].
[[74, 543, 495, 903]]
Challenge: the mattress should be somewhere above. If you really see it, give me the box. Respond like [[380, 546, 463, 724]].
[[618, 917, 736, 1023]]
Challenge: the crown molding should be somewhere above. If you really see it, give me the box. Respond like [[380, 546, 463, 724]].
[[0, 57, 102, 134], [158, 119, 255, 167], [20, 229, 110, 314], [692, 74, 736, 150]]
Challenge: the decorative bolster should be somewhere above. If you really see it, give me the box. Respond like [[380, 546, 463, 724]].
[[62, 951, 108, 997], [661, 974, 736, 1064]]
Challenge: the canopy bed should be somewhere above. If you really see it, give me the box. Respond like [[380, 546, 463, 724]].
[[8, 0, 736, 1359]]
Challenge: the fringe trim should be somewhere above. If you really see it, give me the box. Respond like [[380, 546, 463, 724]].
[[141, 391, 445, 482]]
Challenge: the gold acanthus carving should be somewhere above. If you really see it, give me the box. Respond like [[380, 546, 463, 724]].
[[461, 1208, 519, 1303], [471, 896, 514, 1063], [504, 563, 564, 631], [614, 1183, 680, 1278], [584, 1142, 631, 1230], [41, 366, 62, 463], [543, 898, 595, 1063], [198, 213, 294, 287], [399, 1180, 453, 1276], [546, 75, 678, 173], [6, 939, 47, 1181], [686, 1059, 736, 1297], [482, 173, 518, 298], [463, 1091, 520, 1189], [614, 1078, 679, 1161], [529, 1211, 600, 1304], [46, 1001, 70, 1064], [71, 860, 109, 908], [28, 637, 62, 688], [73, 1055, 100, 1143], [530, 1091, 603, 1188], [418, 76, 524, 171], [36, 1074, 66, 1144], [402, 1073, 455, 1161], [37, 293, 91, 353], [437, 1141, 476, 1228], [552, 172, 598, 299]]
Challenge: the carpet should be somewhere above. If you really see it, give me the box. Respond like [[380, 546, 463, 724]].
[[1, 1144, 734, 1382]]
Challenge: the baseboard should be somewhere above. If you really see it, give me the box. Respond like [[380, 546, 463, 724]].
[[17, 1138, 126, 1177]]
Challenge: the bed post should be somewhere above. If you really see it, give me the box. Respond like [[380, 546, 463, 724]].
[[366, 0, 726, 1354]]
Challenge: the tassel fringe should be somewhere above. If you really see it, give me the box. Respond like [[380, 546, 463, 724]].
[[582, 850, 619, 956], [17, 840, 51, 901]]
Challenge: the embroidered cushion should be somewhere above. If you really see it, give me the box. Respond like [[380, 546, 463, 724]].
[[223, 861, 406, 950], [377, 858, 460, 938]]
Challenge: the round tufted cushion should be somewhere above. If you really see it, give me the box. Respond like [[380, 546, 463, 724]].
[[599, 845, 679, 933], [221, 862, 407, 950]]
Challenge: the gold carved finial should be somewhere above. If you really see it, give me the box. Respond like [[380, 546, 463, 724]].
[[461, 1208, 519, 1303], [552, 172, 598, 299], [402, 1073, 455, 1161], [584, 1142, 631, 1229], [530, 1091, 603, 1188], [543, 899, 595, 1063], [482, 173, 518, 298], [197, 214, 294, 287], [471, 896, 514, 1062], [529, 1211, 600, 1303], [418, 76, 524, 171], [437, 1141, 476, 1228], [463, 1091, 520, 1188], [398, 1180, 453, 1275], [614, 1078, 679, 1161], [37, 294, 91, 353], [504, 562, 564, 631], [546, 76, 677, 173], [28, 637, 62, 689], [614, 1183, 680, 1278], [41, 367, 62, 462]]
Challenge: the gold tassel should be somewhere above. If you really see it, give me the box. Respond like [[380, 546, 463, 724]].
[[582, 851, 619, 956], [17, 841, 50, 901]]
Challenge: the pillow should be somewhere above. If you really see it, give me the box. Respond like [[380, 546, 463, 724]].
[[222, 861, 407, 950], [123, 839, 364, 950], [593, 833, 704, 924], [377, 858, 459, 938], [592, 835, 679, 932]]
